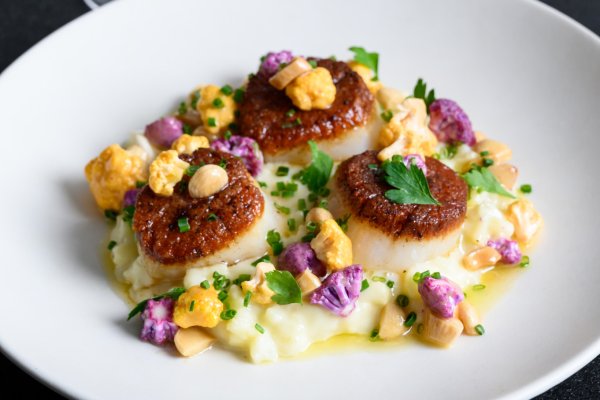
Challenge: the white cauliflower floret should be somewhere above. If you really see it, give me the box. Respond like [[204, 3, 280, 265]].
[[149, 150, 190, 196]]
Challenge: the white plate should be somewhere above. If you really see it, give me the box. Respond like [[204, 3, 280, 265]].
[[0, 0, 599, 398]]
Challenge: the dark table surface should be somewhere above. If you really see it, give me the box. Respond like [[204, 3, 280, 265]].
[[1, 0, 599, 398]]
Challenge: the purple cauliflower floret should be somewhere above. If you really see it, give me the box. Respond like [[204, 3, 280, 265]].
[[310, 264, 363, 317], [140, 298, 178, 345], [211, 135, 263, 177], [418, 276, 464, 319], [403, 154, 427, 174], [144, 116, 183, 148], [428, 99, 475, 146], [258, 50, 294, 78], [278, 242, 326, 277], [123, 188, 140, 208], [487, 237, 522, 264]]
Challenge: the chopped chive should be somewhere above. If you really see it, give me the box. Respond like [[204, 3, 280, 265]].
[[185, 165, 201, 176], [519, 255, 530, 268], [190, 90, 201, 109], [266, 229, 284, 255], [308, 60, 318, 68], [472, 284, 486, 291], [107, 240, 117, 250], [224, 130, 232, 140], [207, 117, 217, 127], [207, 213, 218, 221], [212, 271, 230, 290], [301, 233, 316, 243], [432, 272, 442, 279], [182, 123, 193, 135], [251, 254, 271, 267], [482, 158, 494, 167], [104, 209, 118, 221], [368, 163, 379, 170], [178, 217, 190, 233], [396, 294, 409, 308], [212, 98, 225, 109], [386, 280, 395, 288], [220, 309, 237, 320], [189, 300, 195, 312], [372, 276, 386, 283], [335, 214, 351, 232], [369, 329, 380, 342], [285, 109, 296, 118], [306, 221, 318, 233], [220, 84, 233, 95], [122, 205, 135, 226], [258, 181, 267, 188], [178, 101, 188, 115], [412, 272, 421, 283], [218, 159, 227, 168], [287, 218, 297, 232], [234, 88, 245, 103], [255, 323, 265, 334], [479, 150, 490, 157], [270, 191, 281, 196], [274, 203, 291, 215], [135, 180, 147, 188], [318, 199, 328, 209], [520, 184, 532, 194], [475, 324, 485, 335], [291, 170, 304, 181], [243, 291, 252, 307], [361, 279, 370, 292], [404, 312, 417, 327], [297, 198, 307, 211], [218, 290, 228, 302], [233, 274, 251, 286], [380, 109, 393, 122], [200, 280, 210, 289], [294, 117, 302, 126], [276, 182, 286, 191], [276, 166, 289, 176]]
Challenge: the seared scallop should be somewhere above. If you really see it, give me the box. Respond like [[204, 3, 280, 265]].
[[328, 151, 468, 271], [239, 59, 381, 164], [133, 148, 274, 280]]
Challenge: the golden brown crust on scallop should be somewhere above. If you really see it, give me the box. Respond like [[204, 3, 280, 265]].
[[335, 151, 467, 240]]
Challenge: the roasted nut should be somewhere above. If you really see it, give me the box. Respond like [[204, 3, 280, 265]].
[[488, 163, 519, 190], [457, 301, 480, 336], [174, 326, 215, 357], [296, 269, 322, 296], [305, 207, 334, 225], [188, 164, 228, 198], [463, 246, 502, 270], [474, 139, 512, 164], [310, 219, 353, 271], [378, 301, 408, 340], [422, 308, 464, 347], [268, 57, 313, 90], [507, 198, 543, 247]]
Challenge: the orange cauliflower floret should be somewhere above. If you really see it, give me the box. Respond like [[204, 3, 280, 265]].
[[378, 98, 438, 161], [241, 262, 275, 305], [84, 144, 147, 211], [173, 286, 223, 329], [171, 135, 209, 155], [149, 150, 190, 196], [285, 67, 336, 111], [196, 85, 237, 135], [348, 61, 382, 94], [310, 219, 353, 271]]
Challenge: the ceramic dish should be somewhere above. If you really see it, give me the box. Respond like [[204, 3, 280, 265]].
[[0, 0, 598, 398]]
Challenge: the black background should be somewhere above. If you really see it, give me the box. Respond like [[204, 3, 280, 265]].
[[1, 0, 599, 398]]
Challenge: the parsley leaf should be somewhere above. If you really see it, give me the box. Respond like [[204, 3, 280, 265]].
[[300, 141, 333, 192], [382, 157, 440, 205], [127, 287, 186, 320], [413, 78, 436, 110], [462, 166, 516, 198], [265, 270, 302, 305], [349, 46, 379, 81]]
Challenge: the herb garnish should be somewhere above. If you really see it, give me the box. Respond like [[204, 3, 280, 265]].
[[300, 141, 333, 193], [266, 229, 284, 256], [382, 156, 440, 205], [349, 46, 379, 81], [220, 85, 233, 96], [335, 214, 351, 232], [177, 217, 190, 233], [127, 287, 186, 320], [255, 323, 265, 334], [462, 166, 515, 198], [380, 109, 393, 122], [265, 270, 302, 305], [413, 78, 436, 111], [360, 279, 370, 292], [251, 254, 271, 267]]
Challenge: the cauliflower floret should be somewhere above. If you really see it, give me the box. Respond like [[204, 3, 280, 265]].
[[348, 61, 382, 94], [171, 135, 209, 155], [506, 198, 543, 248], [84, 144, 147, 211], [310, 219, 353, 271], [241, 262, 275, 305], [285, 67, 336, 111], [378, 98, 438, 161], [196, 85, 237, 135], [149, 150, 190, 196], [173, 286, 223, 328]]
